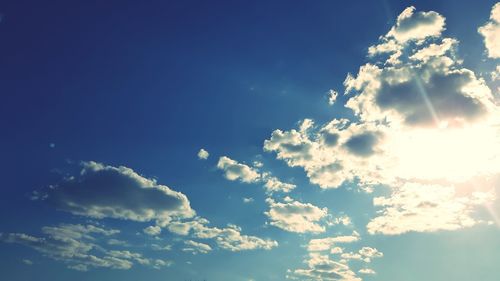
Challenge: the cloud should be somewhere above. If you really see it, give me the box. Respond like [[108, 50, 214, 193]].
[[340, 247, 383, 263], [0, 223, 169, 271], [265, 197, 329, 233], [41, 161, 194, 223], [307, 232, 360, 252], [367, 183, 494, 235], [358, 268, 376, 275], [262, 173, 296, 193], [409, 38, 458, 62], [151, 243, 172, 251], [243, 197, 254, 203], [479, 3, 500, 58], [143, 225, 161, 236], [197, 148, 210, 160], [386, 6, 445, 43], [287, 253, 361, 281], [328, 89, 339, 105], [288, 233, 380, 280], [343, 132, 380, 157], [209, 224, 278, 252], [165, 217, 278, 252], [107, 239, 129, 246], [264, 6, 500, 240], [264, 119, 386, 189], [217, 156, 260, 183], [182, 240, 212, 254], [345, 61, 494, 127], [22, 259, 33, 265]]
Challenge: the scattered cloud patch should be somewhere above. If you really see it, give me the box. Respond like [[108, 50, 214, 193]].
[[143, 225, 161, 236], [40, 162, 195, 223], [265, 197, 329, 233], [217, 156, 260, 183], [479, 3, 500, 58], [307, 232, 360, 252], [183, 240, 212, 254], [328, 89, 339, 105], [197, 148, 210, 160], [287, 253, 361, 281], [262, 173, 296, 193], [358, 268, 376, 275], [0, 223, 169, 271], [367, 183, 494, 235], [243, 197, 254, 203]]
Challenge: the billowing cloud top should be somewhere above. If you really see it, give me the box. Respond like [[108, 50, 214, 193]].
[[387, 6, 445, 43], [479, 3, 500, 58]]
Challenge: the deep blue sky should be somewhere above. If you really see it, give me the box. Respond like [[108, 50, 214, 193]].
[[1, 1, 499, 281]]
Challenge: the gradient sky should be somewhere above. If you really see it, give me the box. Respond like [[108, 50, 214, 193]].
[[1, 1, 500, 281]]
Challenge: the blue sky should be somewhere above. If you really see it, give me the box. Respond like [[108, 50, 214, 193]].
[[1, 1, 500, 280]]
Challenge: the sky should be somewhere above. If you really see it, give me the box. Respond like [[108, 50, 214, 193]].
[[1, 1, 500, 280]]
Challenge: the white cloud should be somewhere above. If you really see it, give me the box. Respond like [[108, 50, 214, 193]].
[[40, 161, 194, 223], [197, 148, 210, 160], [183, 240, 212, 254], [367, 183, 494, 235], [151, 243, 172, 251], [479, 3, 500, 58], [307, 232, 360, 252], [409, 38, 458, 62], [143, 225, 161, 236], [0, 223, 169, 271], [165, 217, 278, 252], [243, 197, 254, 203], [262, 173, 296, 193], [386, 6, 445, 43], [341, 247, 383, 263], [264, 6, 500, 238], [217, 156, 260, 183], [358, 268, 376, 275], [287, 253, 361, 281], [22, 259, 33, 265], [265, 198, 329, 233], [328, 89, 339, 105]]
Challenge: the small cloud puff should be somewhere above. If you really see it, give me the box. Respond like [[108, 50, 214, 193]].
[[197, 148, 210, 160]]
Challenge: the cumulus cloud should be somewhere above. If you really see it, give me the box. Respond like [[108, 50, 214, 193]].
[[217, 156, 260, 183], [262, 173, 297, 193], [287, 253, 361, 281], [307, 232, 360, 252], [216, 156, 296, 193], [40, 161, 194, 223], [0, 224, 169, 271], [264, 6, 500, 239], [340, 247, 383, 263], [197, 148, 210, 160], [182, 240, 212, 254], [367, 183, 494, 235], [264, 119, 386, 189], [358, 268, 376, 275], [265, 197, 329, 233], [478, 3, 500, 58], [386, 6, 445, 43], [143, 226, 161, 236], [165, 217, 278, 252], [288, 233, 381, 280]]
